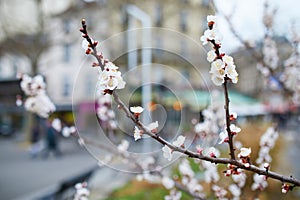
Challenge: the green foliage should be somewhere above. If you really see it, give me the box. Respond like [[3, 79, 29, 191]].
[[104, 180, 192, 200]]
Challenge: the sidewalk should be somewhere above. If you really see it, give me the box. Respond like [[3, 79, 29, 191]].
[[0, 134, 97, 200]]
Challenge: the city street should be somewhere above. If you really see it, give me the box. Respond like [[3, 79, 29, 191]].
[[0, 134, 97, 200]]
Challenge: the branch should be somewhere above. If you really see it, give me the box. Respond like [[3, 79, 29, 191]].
[[78, 134, 205, 199], [210, 38, 235, 160], [112, 89, 300, 186], [223, 78, 235, 160], [80, 19, 104, 68], [80, 19, 300, 191]]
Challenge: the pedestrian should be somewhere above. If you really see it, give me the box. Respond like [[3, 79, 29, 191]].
[[43, 119, 61, 158], [29, 124, 42, 158]]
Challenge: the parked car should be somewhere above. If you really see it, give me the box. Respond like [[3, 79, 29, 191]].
[[0, 123, 14, 136]]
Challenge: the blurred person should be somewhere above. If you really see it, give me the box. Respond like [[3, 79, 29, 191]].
[[29, 123, 43, 158], [42, 119, 62, 158]]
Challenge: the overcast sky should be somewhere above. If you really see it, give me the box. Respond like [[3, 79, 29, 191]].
[[213, 0, 300, 52]]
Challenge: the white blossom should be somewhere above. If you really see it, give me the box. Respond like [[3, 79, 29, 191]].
[[60, 126, 74, 135], [225, 64, 238, 82], [187, 178, 203, 195], [130, 106, 144, 114], [202, 160, 220, 183], [223, 55, 234, 66], [251, 174, 268, 191], [147, 121, 159, 133], [24, 92, 56, 118], [218, 131, 228, 144], [20, 74, 56, 118], [232, 172, 247, 188], [229, 184, 241, 197], [16, 98, 23, 106], [211, 59, 225, 71], [172, 135, 185, 147], [179, 159, 194, 178], [211, 74, 225, 86], [230, 124, 241, 134], [133, 126, 142, 141], [162, 145, 173, 161], [238, 147, 251, 157], [74, 182, 90, 200], [207, 15, 217, 23], [207, 50, 216, 62], [164, 189, 182, 200], [162, 176, 175, 189], [256, 127, 278, 165], [262, 36, 279, 70], [212, 185, 227, 198], [96, 93, 117, 130], [117, 140, 129, 152], [51, 118, 62, 132]]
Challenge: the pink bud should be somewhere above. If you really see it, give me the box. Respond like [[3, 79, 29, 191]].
[[210, 152, 216, 158]]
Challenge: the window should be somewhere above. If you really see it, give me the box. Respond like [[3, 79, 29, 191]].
[[180, 10, 188, 32], [85, 74, 94, 97], [121, 5, 129, 29], [202, 0, 210, 7], [63, 43, 71, 63], [180, 39, 187, 58], [11, 56, 18, 77], [155, 4, 163, 27], [0, 60, 2, 79], [155, 36, 163, 59], [62, 76, 71, 97], [63, 19, 71, 34]]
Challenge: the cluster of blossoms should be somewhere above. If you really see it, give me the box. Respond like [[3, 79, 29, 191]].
[[179, 159, 204, 197], [201, 158, 220, 183], [129, 106, 159, 141], [219, 119, 240, 145], [218, 110, 240, 148], [257, 2, 278, 77], [281, 32, 300, 104], [257, 3, 300, 106], [201, 15, 238, 86], [164, 189, 182, 200], [230, 172, 247, 198], [162, 135, 186, 161], [81, 37, 126, 95], [96, 93, 117, 130], [18, 74, 56, 118], [256, 35, 280, 90], [212, 185, 227, 199], [117, 139, 130, 153], [74, 182, 90, 200], [194, 91, 225, 146], [251, 127, 278, 191], [51, 118, 77, 137], [262, 36, 279, 70], [97, 61, 126, 94], [237, 147, 251, 168]]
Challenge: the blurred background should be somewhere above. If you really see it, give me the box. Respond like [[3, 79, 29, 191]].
[[0, 0, 300, 199]]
